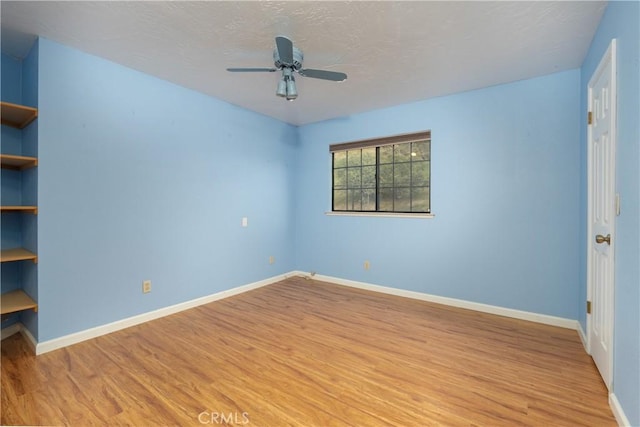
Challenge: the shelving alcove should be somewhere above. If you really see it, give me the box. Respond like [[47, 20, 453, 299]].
[[1, 101, 38, 316]]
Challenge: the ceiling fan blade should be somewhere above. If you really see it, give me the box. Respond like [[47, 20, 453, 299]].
[[227, 67, 277, 72], [275, 36, 294, 65], [298, 69, 347, 82]]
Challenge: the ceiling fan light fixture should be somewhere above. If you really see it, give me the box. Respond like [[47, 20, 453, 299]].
[[276, 77, 287, 97], [286, 76, 298, 101]]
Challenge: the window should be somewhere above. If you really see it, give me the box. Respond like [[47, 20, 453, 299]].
[[331, 131, 431, 213]]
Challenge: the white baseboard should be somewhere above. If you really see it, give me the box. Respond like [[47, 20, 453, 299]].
[[29, 270, 580, 355], [609, 393, 632, 427], [577, 323, 589, 352], [36, 272, 294, 355], [21, 324, 37, 353], [300, 272, 578, 330], [1, 323, 22, 340]]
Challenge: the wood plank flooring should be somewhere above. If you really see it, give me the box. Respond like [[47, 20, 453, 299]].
[[1, 277, 616, 426]]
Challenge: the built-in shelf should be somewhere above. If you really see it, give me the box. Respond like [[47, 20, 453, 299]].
[[1, 101, 38, 129], [0, 248, 37, 264], [1, 94, 39, 335], [1, 290, 37, 315], [0, 154, 38, 170], [1, 206, 37, 214]]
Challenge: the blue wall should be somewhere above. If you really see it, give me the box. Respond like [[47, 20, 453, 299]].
[[36, 38, 297, 341], [295, 70, 581, 320], [580, 1, 640, 425], [1, 53, 22, 104]]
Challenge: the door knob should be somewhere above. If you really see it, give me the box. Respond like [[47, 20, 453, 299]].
[[595, 234, 611, 245]]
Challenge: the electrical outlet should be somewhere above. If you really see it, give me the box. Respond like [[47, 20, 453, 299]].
[[269, 256, 275, 265], [364, 260, 370, 270], [143, 280, 152, 294]]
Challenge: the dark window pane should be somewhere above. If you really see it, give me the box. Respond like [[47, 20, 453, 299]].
[[379, 164, 393, 187], [348, 189, 362, 210], [333, 168, 347, 189], [347, 150, 361, 167], [362, 165, 376, 188], [411, 141, 430, 161], [333, 190, 347, 210], [380, 145, 393, 164], [394, 143, 411, 163], [395, 188, 411, 211], [411, 161, 429, 186], [362, 147, 376, 165], [411, 187, 429, 212], [362, 189, 376, 211], [347, 167, 362, 188], [394, 162, 411, 187], [379, 188, 394, 211], [334, 151, 346, 168], [332, 135, 430, 214]]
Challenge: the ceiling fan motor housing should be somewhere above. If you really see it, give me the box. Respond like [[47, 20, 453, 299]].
[[274, 47, 303, 70]]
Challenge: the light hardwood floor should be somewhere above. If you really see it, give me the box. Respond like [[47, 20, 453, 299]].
[[1, 277, 616, 426]]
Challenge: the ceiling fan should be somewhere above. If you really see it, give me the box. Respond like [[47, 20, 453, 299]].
[[227, 36, 347, 101]]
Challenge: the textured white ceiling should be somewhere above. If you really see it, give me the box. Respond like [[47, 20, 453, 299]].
[[1, 1, 606, 126]]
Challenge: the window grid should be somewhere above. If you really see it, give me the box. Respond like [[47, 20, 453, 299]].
[[332, 138, 430, 214]]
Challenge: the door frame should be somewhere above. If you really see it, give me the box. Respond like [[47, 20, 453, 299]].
[[586, 38, 617, 389]]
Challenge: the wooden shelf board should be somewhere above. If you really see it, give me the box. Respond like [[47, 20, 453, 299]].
[[0, 154, 38, 170], [0, 248, 37, 263], [1, 206, 37, 214], [1, 101, 38, 129], [1, 290, 37, 315]]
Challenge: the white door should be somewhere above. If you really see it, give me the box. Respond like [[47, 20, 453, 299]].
[[587, 39, 617, 389]]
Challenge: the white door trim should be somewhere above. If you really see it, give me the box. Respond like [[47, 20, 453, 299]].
[[586, 38, 617, 389]]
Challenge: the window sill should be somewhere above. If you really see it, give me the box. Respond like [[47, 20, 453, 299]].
[[325, 211, 435, 219]]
